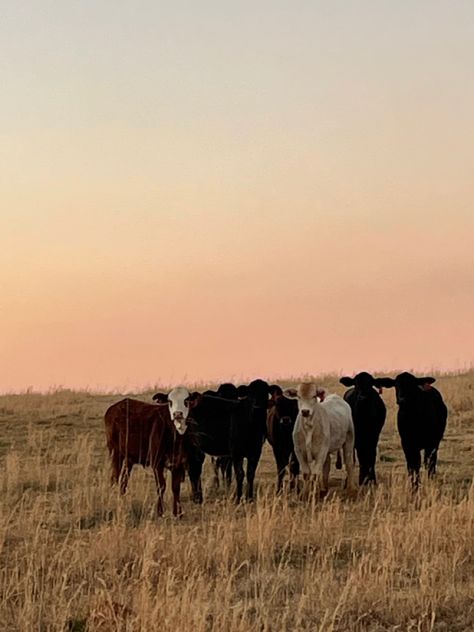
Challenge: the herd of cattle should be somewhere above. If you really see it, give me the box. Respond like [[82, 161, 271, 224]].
[[104, 372, 448, 516]]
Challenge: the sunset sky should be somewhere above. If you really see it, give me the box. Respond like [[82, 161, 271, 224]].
[[1, 1, 473, 392]]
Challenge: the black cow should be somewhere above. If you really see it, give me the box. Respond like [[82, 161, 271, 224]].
[[339, 372, 388, 485], [382, 372, 448, 487], [266, 385, 299, 493], [187, 379, 269, 502], [211, 384, 237, 489]]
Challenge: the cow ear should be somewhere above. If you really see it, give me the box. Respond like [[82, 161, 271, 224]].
[[316, 388, 326, 402], [375, 378, 395, 388], [283, 388, 298, 399], [417, 377, 436, 385], [269, 384, 282, 396], [152, 392, 168, 403], [187, 392, 202, 408], [339, 377, 354, 387]]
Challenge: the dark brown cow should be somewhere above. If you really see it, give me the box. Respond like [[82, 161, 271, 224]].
[[266, 385, 300, 493], [104, 391, 191, 516]]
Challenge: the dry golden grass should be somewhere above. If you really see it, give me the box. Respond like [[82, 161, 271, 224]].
[[0, 372, 473, 631]]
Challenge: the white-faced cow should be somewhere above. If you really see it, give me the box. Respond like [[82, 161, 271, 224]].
[[381, 372, 448, 488], [339, 372, 387, 485], [284, 382, 356, 496], [104, 387, 192, 516]]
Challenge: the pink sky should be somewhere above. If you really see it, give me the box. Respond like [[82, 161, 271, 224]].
[[1, 2, 473, 392]]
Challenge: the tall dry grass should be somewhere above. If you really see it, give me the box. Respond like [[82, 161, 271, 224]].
[[0, 372, 473, 631]]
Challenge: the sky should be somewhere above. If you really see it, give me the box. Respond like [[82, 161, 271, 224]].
[[1, 1, 473, 392]]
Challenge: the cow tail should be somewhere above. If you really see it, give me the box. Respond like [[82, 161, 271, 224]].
[[105, 416, 116, 456], [105, 413, 122, 484], [335, 450, 343, 470]]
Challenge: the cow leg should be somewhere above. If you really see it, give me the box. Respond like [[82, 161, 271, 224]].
[[289, 451, 300, 492], [321, 454, 331, 497], [367, 442, 378, 484], [357, 443, 377, 485], [295, 458, 310, 500], [424, 447, 438, 478], [355, 445, 369, 486], [171, 468, 184, 517], [153, 467, 166, 516], [274, 447, 289, 494], [187, 451, 204, 504], [222, 457, 233, 489], [119, 459, 133, 495], [233, 457, 245, 503], [308, 448, 327, 498], [342, 439, 357, 493], [245, 454, 261, 501], [211, 457, 220, 489], [403, 447, 421, 490]]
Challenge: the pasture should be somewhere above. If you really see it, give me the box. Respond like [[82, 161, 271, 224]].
[[0, 372, 473, 631]]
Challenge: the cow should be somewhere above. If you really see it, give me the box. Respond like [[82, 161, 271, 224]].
[[266, 385, 299, 493], [339, 372, 388, 485], [104, 387, 192, 516], [184, 379, 270, 503], [210, 384, 238, 489], [381, 372, 448, 487], [284, 383, 356, 497]]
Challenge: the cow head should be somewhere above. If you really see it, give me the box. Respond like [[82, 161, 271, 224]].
[[247, 379, 270, 408], [277, 395, 298, 426], [269, 384, 283, 402], [152, 387, 200, 434], [380, 372, 436, 405], [340, 372, 389, 397], [237, 385, 249, 399], [283, 382, 326, 421], [217, 383, 238, 400]]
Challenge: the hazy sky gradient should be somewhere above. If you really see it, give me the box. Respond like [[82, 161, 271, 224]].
[[1, 1, 473, 391]]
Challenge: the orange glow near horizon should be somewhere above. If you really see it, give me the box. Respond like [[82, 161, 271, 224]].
[[1, 2, 473, 392]]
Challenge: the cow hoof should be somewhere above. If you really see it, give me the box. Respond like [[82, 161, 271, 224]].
[[193, 493, 203, 504]]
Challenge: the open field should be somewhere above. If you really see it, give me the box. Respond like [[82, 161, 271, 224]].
[[0, 372, 473, 631]]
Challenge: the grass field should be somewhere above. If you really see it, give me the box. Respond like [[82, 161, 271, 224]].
[[0, 372, 473, 631]]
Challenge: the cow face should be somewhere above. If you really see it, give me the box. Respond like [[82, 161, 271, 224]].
[[274, 394, 298, 427], [247, 379, 270, 407], [167, 387, 192, 434], [283, 383, 326, 422], [382, 373, 436, 405], [341, 372, 374, 392], [340, 372, 387, 400]]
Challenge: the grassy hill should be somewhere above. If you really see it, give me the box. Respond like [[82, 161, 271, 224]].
[[0, 371, 473, 631]]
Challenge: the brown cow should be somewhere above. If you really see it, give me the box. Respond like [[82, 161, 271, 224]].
[[104, 387, 192, 516]]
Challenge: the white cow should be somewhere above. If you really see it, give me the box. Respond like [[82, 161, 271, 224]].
[[284, 382, 356, 495]]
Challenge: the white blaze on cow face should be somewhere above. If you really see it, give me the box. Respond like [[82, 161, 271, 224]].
[[167, 387, 190, 435]]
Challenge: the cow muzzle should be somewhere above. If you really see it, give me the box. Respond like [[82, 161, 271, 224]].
[[173, 418, 187, 435], [301, 409, 310, 418]]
